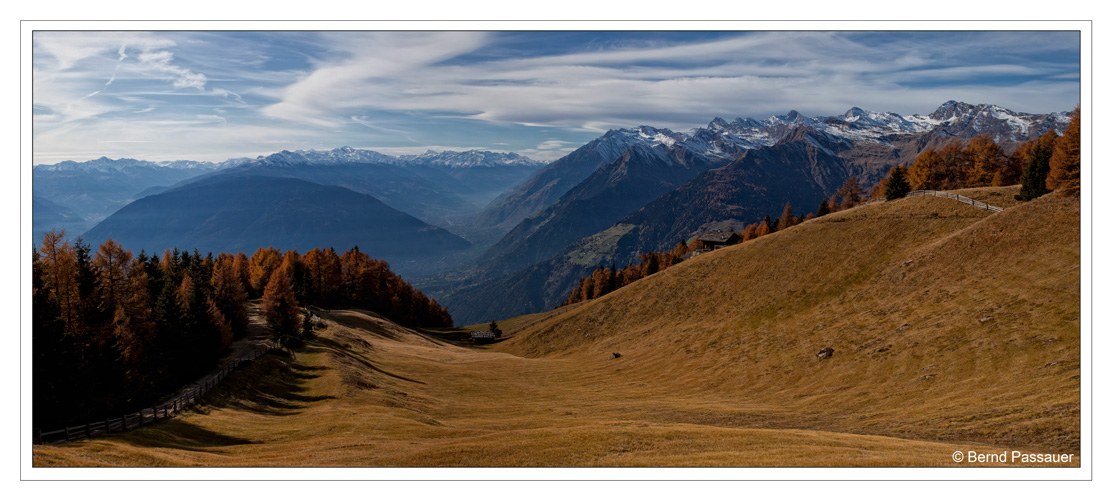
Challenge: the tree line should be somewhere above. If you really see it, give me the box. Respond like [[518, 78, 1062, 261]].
[[33, 233, 451, 430], [873, 106, 1081, 201], [563, 239, 690, 306], [562, 107, 1081, 307], [561, 199, 814, 307]]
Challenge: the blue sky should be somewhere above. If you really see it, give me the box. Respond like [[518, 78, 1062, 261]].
[[31, 30, 1081, 164]]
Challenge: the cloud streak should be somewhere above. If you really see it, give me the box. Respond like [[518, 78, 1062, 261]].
[[259, 31, 1079, 133], [31, 30, 1080, 165]]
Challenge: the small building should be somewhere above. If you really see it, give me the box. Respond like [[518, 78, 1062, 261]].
[[470, 330, 497, 344], [696, 230, 741, 251]]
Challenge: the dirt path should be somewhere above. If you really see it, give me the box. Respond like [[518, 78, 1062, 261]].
[[157, 300, 272, 406]]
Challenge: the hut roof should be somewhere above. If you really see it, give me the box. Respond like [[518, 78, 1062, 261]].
[[697, 230, 740, 245]]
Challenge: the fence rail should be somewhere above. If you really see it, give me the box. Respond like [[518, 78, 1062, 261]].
[[906, 189, 1004, 212], [36, 344, 269, 445]]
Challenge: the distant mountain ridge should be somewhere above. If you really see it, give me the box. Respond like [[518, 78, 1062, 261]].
[[472, 101, 1068, 241], [439, 127, 856, 324], [473, 126, 689, 233], [194, 147, 546, 229], [32, 156, 252, 242], [399, 149, 542, 169], [471, 143, 725, 281], [81, 175, 471, 275], [32, 156, 252, 172], [437, 101, 1071, 323]]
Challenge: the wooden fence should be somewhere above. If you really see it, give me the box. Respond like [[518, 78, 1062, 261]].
[[35, 345, 269, 445], [906, 190, 1004, 212]]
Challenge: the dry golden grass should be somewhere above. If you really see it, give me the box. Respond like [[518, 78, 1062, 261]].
[[32, 187, 1079, 467], [505, 187, 1079, 456], [459, 303, 584, 336]]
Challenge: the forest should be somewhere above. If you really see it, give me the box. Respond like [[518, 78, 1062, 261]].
[[32, 237, 452, 431]]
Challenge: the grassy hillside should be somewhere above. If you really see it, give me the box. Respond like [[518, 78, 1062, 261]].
[[503, 187, 1080, 453], [33, 187, 1079, 466]]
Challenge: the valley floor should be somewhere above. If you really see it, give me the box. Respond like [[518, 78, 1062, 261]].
[[32, 308, 1075, 468]]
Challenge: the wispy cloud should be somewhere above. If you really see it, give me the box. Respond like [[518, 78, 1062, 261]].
[[261, 32, 493, 126], [32, 30, 1080, 165], [259, 31, 1079, 135]]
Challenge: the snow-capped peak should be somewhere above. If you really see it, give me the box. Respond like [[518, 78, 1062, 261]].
[[400, 149, 545, 169]]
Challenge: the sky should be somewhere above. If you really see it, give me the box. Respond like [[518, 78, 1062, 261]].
[[31, 30, 1081, 165]]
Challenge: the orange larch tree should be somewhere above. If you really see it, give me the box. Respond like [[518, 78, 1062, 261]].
[[1047, 106, 1081, 196]]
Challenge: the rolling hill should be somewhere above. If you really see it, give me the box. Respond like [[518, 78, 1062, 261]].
[[33, 187, 1079, 467], [503, 187, 1080, 453]]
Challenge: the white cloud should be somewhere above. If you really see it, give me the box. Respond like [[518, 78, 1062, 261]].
[[258, 31, 1076, 137], [262, 32, 492, 125], [33, 32, 211, 127], [31, 31, 1080, 165]]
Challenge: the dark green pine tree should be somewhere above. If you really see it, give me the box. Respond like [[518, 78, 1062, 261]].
[[1019, 138, 1054, 201], [152, 279, 186, 377], [885, 166, 911, 200], [32, 249, 77, 430], [489, 319, 503, 338], [645, 253, 660, 276], [72, 237, 101, 330], [817, 198, 831, 216]]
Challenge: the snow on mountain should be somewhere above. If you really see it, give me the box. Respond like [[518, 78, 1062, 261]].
[[34, 156, 250, 172], [256, 146, 402, 167], [400, 150, 545, 169], [588, 126, 687, 160], [675, 101, 1071, 160], [34, 101, 1068, 182], [550, 101, 1070, 180]]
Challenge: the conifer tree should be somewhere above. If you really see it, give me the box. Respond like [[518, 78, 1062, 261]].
[[836, 176, 865, 208], [1048, 106, 1080, 197], [754, 220, 771, 238], [211, 253, 249, 337], [777, 202, 795, 231], [817, 198, 831, 217], [643, 253, 660, 276], [93, 239, 132, 319], [248, 247, 282, 296], [884, 165, 911, 200], [908, 149, 938, 190], [261, 263, 301, 338], [489, 319, 502, 338], [1018, 131, 1058, 201], [968, 134, 1005, 186], [39, 230, 81, 336], [936, 141, 971, 189]]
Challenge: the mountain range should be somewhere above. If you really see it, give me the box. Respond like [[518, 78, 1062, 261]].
[[31, 101, 1071, 322], [31, 156, 252, 241], [429, 102, 1071, 323]]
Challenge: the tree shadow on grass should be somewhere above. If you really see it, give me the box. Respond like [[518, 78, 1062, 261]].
[[309, 335, 426, 385], [200, 354, 335, 417], [120, 419, 257, 452]]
